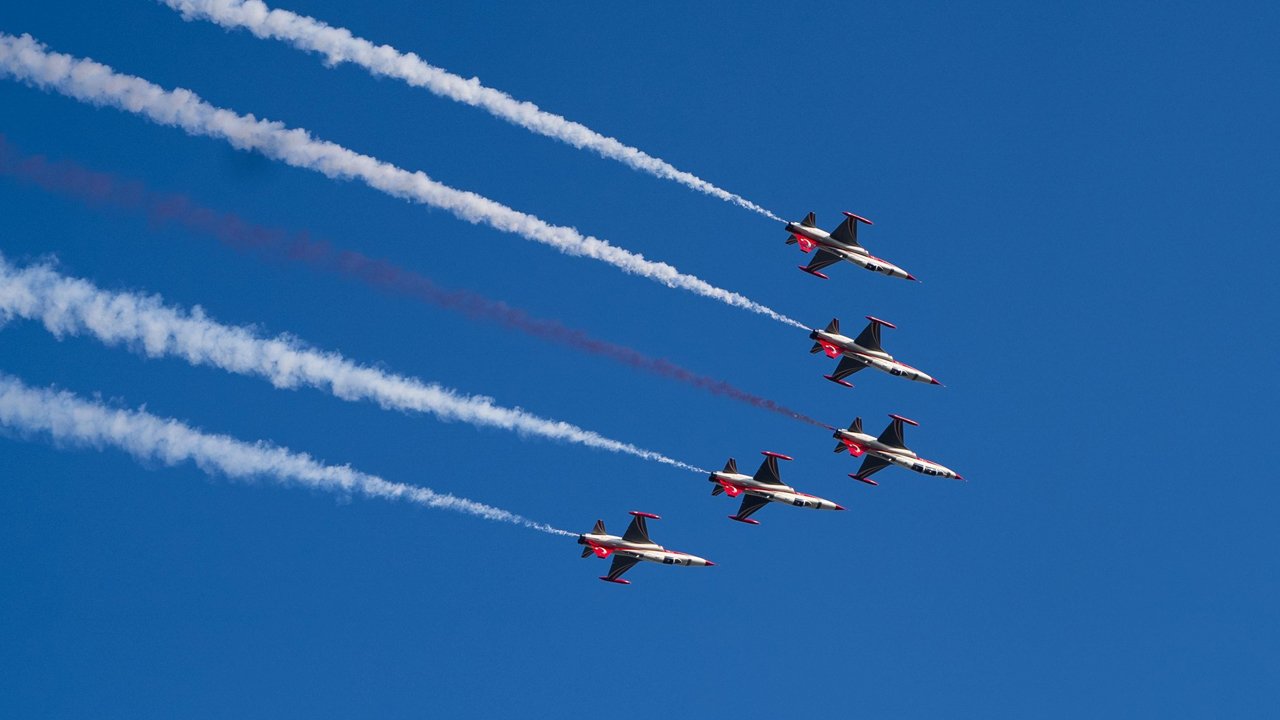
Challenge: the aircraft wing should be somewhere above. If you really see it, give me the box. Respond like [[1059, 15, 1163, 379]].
[[825, 355, 866, 387], [852, 454, 891, 483], [732, 493, 771, 522], [877, 416, 909, 449], [801, 249, 844, 276], [828, 215, 863, 247], [621, 513, 655, 544], [602, 554, 641, 583], [752, 454, 786, 486]]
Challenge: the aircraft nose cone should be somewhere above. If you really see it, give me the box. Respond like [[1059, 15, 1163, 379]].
[[834, 504, 846, 511], [930, 378, 943, 386], [955, 474, 965, 481], [705, 560, 716, 567]]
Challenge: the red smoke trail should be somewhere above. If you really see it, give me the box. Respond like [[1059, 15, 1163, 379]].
[[0, 137, 829, 428]]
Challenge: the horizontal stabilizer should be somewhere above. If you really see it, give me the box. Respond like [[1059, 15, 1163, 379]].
[[810, 342, 825, 354], [711, 484, 724, 496], [581, 546, 593, 558], [833, 442, 847, 454]]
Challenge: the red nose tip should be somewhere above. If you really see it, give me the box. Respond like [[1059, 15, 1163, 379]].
[[955, 474, 965, 481], [705, 561, 716, 566], [907, 273, 918, 281], [834, 504, 846, 511], [930, 378, 942, 385]]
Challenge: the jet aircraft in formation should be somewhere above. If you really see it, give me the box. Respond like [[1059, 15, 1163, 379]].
[[785, 211, 916, 281], [809, 316, 941, 388], [578, 511, 715, 584], [576, 209, 961, 584], [708, 451, 844, 524], [833, 414, 963, 485]]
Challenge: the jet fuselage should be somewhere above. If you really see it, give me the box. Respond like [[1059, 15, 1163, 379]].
[[576, 532, 714, 568], [833, 429, 963, 480], [809, 328, 939, 385], [708, 470, 844, 512], [785, 221, 913, 280]]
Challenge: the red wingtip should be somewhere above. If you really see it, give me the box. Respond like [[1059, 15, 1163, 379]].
[[598, 577, 631, 585], [842, 211, 873, 225], [888, 413, 920, 427], [761, 451, 794, 461], [823, 375, 855, 389], [864, 315, 897, 329], [628, 511, 661, 520], [849, 474, 879, 486], [797, 265, 830, 280], [728, 515, 761, 525]]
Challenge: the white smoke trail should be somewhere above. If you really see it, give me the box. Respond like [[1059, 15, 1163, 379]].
[[158, 0, 781, 221], [0, 32, 804, 329], [0, 372, 572, 534], [0, 253, 707, 474]]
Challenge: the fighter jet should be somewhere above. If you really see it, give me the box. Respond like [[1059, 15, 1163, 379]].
[[809, 316, 941, 388], [577, 511, 715, 585], [709, 451, 845, 524], [785, 211, 917, 281], [833, 414, 963, 485]]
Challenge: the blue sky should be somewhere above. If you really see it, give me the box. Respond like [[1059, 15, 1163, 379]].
[[2, 1, 1278, 717]]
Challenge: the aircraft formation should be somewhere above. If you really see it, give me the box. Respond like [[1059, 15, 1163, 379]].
[[0, 15, 961, 588], [578, 212, 962, 584]]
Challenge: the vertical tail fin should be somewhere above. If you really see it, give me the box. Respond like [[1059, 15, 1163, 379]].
[[848, 417, 863, 434], [824, 318, 841, 335], [591, 519, 606, 535], [722, 458, 738, 474], [801, 212, 818, 228]]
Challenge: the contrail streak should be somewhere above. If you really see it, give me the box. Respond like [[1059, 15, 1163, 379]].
[[0, 253, 707, 473], [0, 32, 804, 329], [0, 137, 828, 428], [0, 373, 572, 534], [158, 0, 781, 221]]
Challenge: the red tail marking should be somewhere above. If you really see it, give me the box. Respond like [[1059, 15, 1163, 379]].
[[819, 341, 841, 359], [592, 546, 612, 558], [797, 237, 816, 253]]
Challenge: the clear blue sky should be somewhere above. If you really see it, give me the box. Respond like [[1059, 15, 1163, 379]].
[[2, 1, 1278, 717]]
